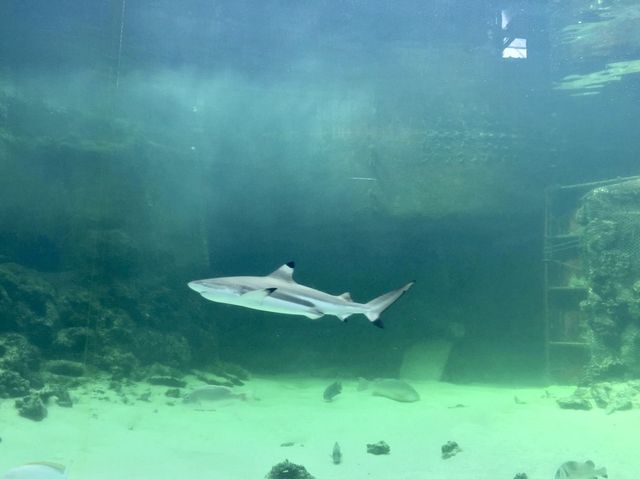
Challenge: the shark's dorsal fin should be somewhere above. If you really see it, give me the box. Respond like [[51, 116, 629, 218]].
[[339, 292, 352, 301], [268, 262, 296, 282]]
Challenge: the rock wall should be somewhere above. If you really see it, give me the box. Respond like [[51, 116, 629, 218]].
[[578, 179, 640, 381]]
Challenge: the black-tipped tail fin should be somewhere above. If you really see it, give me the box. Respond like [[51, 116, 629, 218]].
[[364, 281, 414, 325]]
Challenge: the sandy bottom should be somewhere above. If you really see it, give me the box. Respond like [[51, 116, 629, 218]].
[[0, 376, 637, 479]]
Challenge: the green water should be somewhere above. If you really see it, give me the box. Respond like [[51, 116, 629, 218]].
[[1, 1, 639, 477]]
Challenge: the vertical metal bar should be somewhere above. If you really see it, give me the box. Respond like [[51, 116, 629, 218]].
[[543, 187, 552, 383]]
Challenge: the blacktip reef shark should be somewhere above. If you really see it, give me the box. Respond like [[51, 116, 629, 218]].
[[188, 262, 414, 328]]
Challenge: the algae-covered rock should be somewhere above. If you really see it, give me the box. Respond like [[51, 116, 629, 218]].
[[265, 460, 315, 479], [134, 330, 191, 369], [557, 396, 593, 410], [0, 369, 31, 397], [93, 348, 139, 379], [578, 179, 640, 381], [0, 333, 41, 375], [44, 359, 85, 377], [15, 393, 47, 421], [0, 263, 59, 347], [74, 229, 140, 278], [53, 327, 95, 354], [56, 289, 103, 328], [147, 376, 186, 388]]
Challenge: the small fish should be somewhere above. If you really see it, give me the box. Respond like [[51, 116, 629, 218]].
[[2, 463, 68, 479], [358, 378, 420, 402], [323, 381, 342, 402], [182, 385, 246, 404], [332, 442, 342, 464], [554, 460, 607, 479]]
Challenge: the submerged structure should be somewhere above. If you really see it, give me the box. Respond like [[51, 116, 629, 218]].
[[578, 179, 640, 381]]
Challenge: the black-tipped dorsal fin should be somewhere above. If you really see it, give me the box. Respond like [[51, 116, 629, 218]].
[[339, 292, 352, 301], [267, 262, 296, 282]]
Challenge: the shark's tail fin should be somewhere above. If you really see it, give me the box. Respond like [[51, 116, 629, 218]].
[[365, 281, 414, 328]]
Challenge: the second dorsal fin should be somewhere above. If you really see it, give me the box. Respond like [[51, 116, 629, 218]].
[[267, 261, 296, 282], [339, 292, 352, 301]]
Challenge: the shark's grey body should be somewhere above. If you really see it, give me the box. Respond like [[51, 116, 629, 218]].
[[188, 262, 413, 328]]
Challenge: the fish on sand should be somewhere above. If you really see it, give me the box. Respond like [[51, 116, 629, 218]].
[[188, 262, 414, 328], [323, 381, 342, 402], [2, 463, 68, 479], [183, 385, 246, 404], [358, 378, 420, 402], [554, 460, 607, 479]]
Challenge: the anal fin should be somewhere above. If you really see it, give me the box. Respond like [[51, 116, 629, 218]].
[[305, 310, 324, 320]]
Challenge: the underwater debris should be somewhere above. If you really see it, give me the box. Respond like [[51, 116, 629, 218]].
[[323, 381, 342, 401], [264, 460, 315, 479], [366, 441, 390, 455], [441, 440, 462, 459], [15, 394, 47, 421], [331, 442, 342, 464], [554, 460, 607, 479], [1, 462, 68, 479]]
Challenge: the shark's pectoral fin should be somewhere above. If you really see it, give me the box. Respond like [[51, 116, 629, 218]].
[[305, 310, 324, 320], [240, 287, 277, 303], [267, 262, 296, 283]]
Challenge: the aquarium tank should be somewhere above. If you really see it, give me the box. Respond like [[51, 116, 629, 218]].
[[1, 0, 639, 478]]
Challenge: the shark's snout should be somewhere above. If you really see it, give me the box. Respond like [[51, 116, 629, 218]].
[[187, 281, 205, 293]]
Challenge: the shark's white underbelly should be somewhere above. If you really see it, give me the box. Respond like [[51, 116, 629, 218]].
[[244, 292, 365, 319]]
